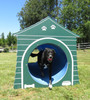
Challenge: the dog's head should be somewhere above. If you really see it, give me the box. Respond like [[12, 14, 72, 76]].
[[44, 48, 56, 63]]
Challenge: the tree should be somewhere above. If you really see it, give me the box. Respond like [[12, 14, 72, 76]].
[[1, 33, 5, 47], [0, 38, 3, 46], [7, 32, 12, 46], [60, 0, 90, 41], [84, 21, 90, 41], [18, 0, 90, 41], [7, 32, 17, 46], [18, 0, 56, 29], [12, 35, 17, 45]]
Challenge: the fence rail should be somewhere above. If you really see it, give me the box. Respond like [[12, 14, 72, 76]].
[[77, 42, 90, 49]]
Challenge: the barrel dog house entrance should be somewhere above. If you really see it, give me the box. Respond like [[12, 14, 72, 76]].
[[14, 17, 79, 89]]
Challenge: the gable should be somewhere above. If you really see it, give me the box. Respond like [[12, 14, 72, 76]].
[[14, 16, 79, 38]]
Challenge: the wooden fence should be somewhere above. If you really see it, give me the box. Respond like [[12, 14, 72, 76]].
[[77, 42, 90, 50]]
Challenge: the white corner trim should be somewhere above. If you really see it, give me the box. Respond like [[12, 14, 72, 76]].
[[21, 37, 74, 89]]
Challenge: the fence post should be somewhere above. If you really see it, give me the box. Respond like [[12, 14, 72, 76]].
[[78, 43, 80, 50]]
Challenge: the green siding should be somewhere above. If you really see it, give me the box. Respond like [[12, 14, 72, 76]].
[[14, 85, 21, 89], [17, 51, 24, 56], [17, 57, 22, 61], [16, 63, 21, 67], [15, 73, 21, 78], [74, 66, 78, 70], [16, 68, 21, 72], [74, 71, 78, 75], [15, 79, 21, 83], [74, 75, 79, 80]]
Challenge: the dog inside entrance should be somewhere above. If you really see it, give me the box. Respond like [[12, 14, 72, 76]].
[[29, 48, 55, 89]]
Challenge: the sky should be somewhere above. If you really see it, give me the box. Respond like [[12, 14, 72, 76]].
[[0, 0, 26, 38]]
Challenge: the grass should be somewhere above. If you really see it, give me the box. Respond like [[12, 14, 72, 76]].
[[0, 49, 90, 100]]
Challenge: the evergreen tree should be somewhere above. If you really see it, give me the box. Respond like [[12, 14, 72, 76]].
[[12, 35, 17, 45], [1, 33, 5, 47], [0, 38, 3, 46], [7, 32, 12, 46]]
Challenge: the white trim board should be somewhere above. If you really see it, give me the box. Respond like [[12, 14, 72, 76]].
[[17, 35, 76, 38], [17, 44, 76, 47], [18, 38, 76, 41]]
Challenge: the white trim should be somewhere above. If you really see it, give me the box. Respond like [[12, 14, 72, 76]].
[[16, 72, 21, 74], [74, 75, 78, 76], [74, 60, 77, 62], [15, 78, 21, 79], [17, 35, 76, 38], [18, 38, 76, 41], [67, 45, 76, 46], [17, 44, 76, 47], [16, 67, 21, 69], [73, 55, 77, 57], [74, 70, 78, 71], [18, 50, 25, 52], [74, 65, 77, 66], [18, 44, 29, 46], [21, 37, 74, 89], [14, 83, 21, 85], [17, 56, 22, 57], [73, 79, 79, 81], [71, 50, 77, 52], [18, 39, 35, 40]]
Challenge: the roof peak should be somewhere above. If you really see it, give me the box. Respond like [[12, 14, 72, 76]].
[[14, 16, 79, 37]]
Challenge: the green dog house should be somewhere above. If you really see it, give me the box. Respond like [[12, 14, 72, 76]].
[[14, 16, 79, 89]]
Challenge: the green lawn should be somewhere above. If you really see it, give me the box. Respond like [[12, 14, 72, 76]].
[[0, 50, 90, 100]]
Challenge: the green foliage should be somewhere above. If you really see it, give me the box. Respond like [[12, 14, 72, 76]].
[[10, 45, 17, 50], [18, 0, 90, 41], [7, 32, 12, 46], [0, 32, 17, 48], [60, 0, 90, 41], [18, 0, 58, 29], [84, 21, 90, 41], [0, 38, 3, 46], [0, 33, 6, 47], [7, 32, 17, 46], [11, 35, 17, 45], [4, 47, 9, 52]]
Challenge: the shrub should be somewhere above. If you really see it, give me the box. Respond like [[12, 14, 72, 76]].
[[4, 48, 9, 52]]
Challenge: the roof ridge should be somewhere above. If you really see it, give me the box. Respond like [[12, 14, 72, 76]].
[[14, 16, 79, 37]]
